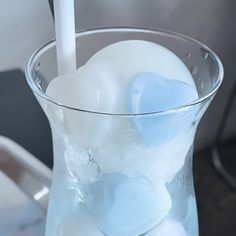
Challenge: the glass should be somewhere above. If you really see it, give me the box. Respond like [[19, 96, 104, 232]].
[[26, 28, 223, 236]]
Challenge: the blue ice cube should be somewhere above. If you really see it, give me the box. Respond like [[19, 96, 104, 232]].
[[128, 72, 198, 146], [86, 173, 171, 236]]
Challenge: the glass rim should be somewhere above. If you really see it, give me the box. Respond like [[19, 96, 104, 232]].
[[25, 27, 224, 117]]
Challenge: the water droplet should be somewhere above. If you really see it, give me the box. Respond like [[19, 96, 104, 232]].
[[201, 48, 209, 59], [87, 149, 95, 164], [186, 52, 192, 58], [68, 185, 84, 202], [204, 52, 209, 59], [36, 77, 41, 84], [200, 80, 204, 90], [35, 63, 41, 71], [191, 66, 198, 75], [35, 76, 42, 89]]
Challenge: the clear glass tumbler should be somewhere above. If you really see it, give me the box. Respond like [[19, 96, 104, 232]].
[[26, 28, 223, 236]]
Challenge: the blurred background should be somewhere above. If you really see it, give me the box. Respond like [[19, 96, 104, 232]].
[[0, 0, 236, 235]]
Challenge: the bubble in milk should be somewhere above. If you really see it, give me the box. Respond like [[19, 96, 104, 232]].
[[86, 174, 172, 236]]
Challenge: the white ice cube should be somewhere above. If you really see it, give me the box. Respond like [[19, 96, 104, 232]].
[[86, 174, 172, 236], [87, 40, 196, 88], [47, 62, 123, 112], [46, 63, 123, 148], [146, 219, 188, 236]]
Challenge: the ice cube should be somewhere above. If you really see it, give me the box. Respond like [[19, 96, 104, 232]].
[[96, 125, 195, 183], [47, 63, 122, 113], [146, 219, 188, 236], [128, 72, 198, 146], [46, 63, 123, 148], [86, 174, 172, 236], [87, 40, 196, 88], [57, 210, 103, 236]]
